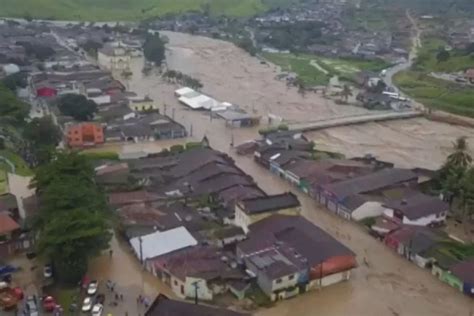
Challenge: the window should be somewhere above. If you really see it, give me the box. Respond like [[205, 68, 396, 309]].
[[288, 274, 295, 280], [275, 278, 282, 284], [174, 280, 178, 286], [180, 285, 184, 295]]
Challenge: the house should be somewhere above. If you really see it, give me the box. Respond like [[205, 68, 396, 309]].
[[128, 96, 159, 112], [104, 113, 187, 142], [384, 226, 448, 267], [216, 110, 260, 128], [235, 193, 301, 233], [145, 294, 250, 316], [149, 246, 244, 301], [340, 195, 388, 221], [0, 213, 20, 242], [97, 45, 131, 71], [237, 215, 356, 301], [107, 190, 161, 208], [95, 163, 130, 187], [320, 168, 418, 219], [465, 68, 474, 83], [66, 123, 104, 148], [383, 193, 448, 226], [130, 226, 198, 262], [36, 86, 57, 98], [449, 259, 474, 296]]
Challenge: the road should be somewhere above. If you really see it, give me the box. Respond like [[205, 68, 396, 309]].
[[383, 10, 422, 98]]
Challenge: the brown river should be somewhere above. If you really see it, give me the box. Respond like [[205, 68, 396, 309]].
[[86, 32, 474, 315]]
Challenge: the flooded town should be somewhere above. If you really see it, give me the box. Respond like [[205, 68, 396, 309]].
[[1, 0, 474, 316]]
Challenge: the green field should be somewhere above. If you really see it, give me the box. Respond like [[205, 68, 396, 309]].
[[394, 70, 474, 117], [0, 149, 33, 176], [263, 52, 389, 85], [415, 37, 474, 72], [0, 0, 269, 21]]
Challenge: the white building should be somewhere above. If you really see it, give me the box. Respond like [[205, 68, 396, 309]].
[[97, 46, 131, 72], [382, 193, 449, 226]]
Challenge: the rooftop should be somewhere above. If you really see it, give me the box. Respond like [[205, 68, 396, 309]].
[[239, 193, 300, 215], [130, 226, 198, 261], [0, 213, 20, 235], [383, 193, 448, 220]]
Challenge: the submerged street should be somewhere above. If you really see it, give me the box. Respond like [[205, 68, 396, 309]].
[[84, 32, 474, 316]]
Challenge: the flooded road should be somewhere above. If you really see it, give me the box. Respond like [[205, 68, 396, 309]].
[[95, 31, 474, 315]]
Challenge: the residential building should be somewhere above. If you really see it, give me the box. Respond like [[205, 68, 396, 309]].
[[0, 213, 19, 242], [320, 168, 418, 219], [145, 294, 250, 316], [128, 96, 159, 112], [130, 226, 198, 262], [449, 259, 474, 296], [149, 246, 245, 301], [66, 123, 104, 148], [383, 193, 448, 226], [237, 215, 356, 301], [235, 193, 300, 233], [97, 45, 131, 71]]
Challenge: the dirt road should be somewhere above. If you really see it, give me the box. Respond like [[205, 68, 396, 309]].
[[110, 31, 474, 315]]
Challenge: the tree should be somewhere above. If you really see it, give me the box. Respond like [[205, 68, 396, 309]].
[[58, 94, 98, 121], [446, 136, 472, 169], [17, 41, 55, 61], [340, 84, 353, 102], [23, 117, 61, 148], [459, 167, 474, 222], [436, 50, 450, 63], [143, 33, 166, 66], [0, 84, 30, 122], [33, 152, 111, 284], [80, 40, 103, 57], [236, 37, 257, 56], [2, 72, 27, 91]]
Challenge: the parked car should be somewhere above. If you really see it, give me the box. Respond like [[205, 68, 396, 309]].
[[81, 297, 92, 312], [91, 303, 103, 316], [25, 295, 39, 316], [43, 265, 53, 278], [87, 280, 98, 295]]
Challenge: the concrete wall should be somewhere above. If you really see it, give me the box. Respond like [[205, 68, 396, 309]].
[[352, 201, 387, 221], [383, 209, 447, 226]]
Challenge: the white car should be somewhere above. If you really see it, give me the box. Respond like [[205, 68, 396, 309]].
[[87, 280, 98, 295], [43, 265, 53, 278], [81, 297, 92, 312], [91, 303, 103, 316]]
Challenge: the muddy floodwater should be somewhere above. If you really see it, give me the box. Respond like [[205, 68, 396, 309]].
[[92, 31, 474, 315]]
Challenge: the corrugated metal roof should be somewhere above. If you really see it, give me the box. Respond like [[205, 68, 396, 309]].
[[130, 226, 198, 261]]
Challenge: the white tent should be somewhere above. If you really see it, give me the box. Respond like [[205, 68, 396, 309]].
[[130, 226, 198, 261]]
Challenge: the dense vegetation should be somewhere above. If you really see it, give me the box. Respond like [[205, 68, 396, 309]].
[[58, 94, 98, 121], [32, 152, 111, 284], [143, 33, 166, 66], [0, 0, 271, 21]]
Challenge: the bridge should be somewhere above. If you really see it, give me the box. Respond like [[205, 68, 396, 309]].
[[288, 110, 423, 132]]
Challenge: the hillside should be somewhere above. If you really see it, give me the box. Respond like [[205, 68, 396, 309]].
[[0, 0, 272, 21]]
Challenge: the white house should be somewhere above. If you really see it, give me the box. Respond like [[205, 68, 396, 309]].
[[382, 193, 448, 226]]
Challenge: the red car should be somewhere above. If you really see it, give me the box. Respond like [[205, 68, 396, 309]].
[[43, 296, 56, 312]]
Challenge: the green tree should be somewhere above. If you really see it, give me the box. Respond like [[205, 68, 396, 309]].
[[2, 72, 27, 91], [459, 167, 474, 222], [0, 84, 30, 122], [23, 116, 61, 147], [446, 136, 472, 169], [58, 94, 98, 121], [33, 152, 111, 284], [143, 33, 166, 66], [436, 50, 450, 63]]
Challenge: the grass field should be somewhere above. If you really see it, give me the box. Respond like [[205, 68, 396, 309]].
[[394, 70, 474, 117], [415, 37, 474, 72], [263, 52, 389, 85], [0, 0, 269, 21], [0, 149, 33, 176]]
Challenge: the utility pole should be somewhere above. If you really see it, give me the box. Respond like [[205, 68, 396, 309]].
[[192, 281, 200, 305]]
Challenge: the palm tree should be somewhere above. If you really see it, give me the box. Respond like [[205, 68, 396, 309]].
[[340, 84, 353, 102], [459, 167, 474, 231], [447, 136, 472, 169]]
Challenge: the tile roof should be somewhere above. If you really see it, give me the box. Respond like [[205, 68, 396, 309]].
[[383, 193, 448, 220], [0, 213, 20, 235], [450, 258, 474, 284], [323, 168, 417, 200], [239, 193, 300, 214], [239, 215, 355, 266]]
